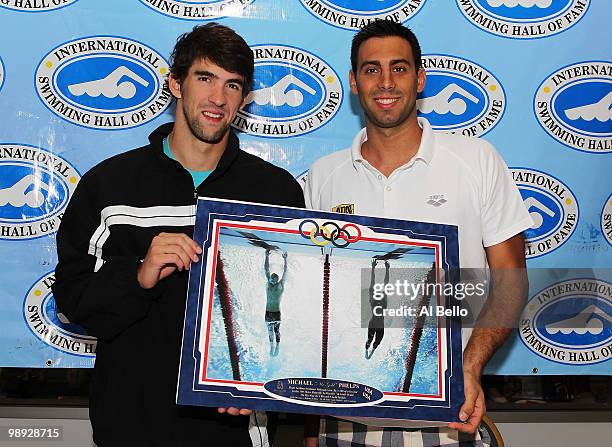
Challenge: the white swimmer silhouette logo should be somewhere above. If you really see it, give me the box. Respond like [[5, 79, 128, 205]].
[[519, 278, 612, 365], [564, 91, 612, 122], [545, 304, 612, 336], [456, 0, 589, 39], [35, 36, 170, 130], [0, 174, 49, 208], [511, 168, 578, 258], [534, 61, 611, 153], [245, 74, 316, 107], [523, 197, 555, 230], [0, 144, 80, 240], [233, 45, 343, 138], [67, 66, 149, 99], [417, 84, 479, 116], [486, 0, 552, 7], [419, 55, 505, 136]]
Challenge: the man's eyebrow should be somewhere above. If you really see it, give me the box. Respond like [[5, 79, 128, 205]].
[[193, 70, 244, 87], [390, 59, 411, 66], [359, 60, 381, 70], [194, 70, 217, 78], [359, 59, 412, 70]]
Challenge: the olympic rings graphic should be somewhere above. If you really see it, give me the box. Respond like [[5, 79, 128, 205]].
[[298, 220, 361, 248]]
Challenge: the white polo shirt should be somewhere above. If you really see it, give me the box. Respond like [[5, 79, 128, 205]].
[[304, 118, 533, 270]]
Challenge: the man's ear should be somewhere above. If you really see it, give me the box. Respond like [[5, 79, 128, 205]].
[[417, 68, 426, 93], [168, 74, 182, 100], [239, 91, 250, 111], [349, 70, 358, 95]]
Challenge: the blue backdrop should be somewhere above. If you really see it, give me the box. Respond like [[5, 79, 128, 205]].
[[0, 0, 609, 374]]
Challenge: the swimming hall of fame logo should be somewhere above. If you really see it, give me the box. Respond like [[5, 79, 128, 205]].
[[519, 278, 611, 365], [23, 271, 96, 357], [534, 61, 611, 153], [232, 45, 343, 138], [35, 36, 171, 130], [456, 0, 590, 39], [0, 0, 79, 12], [418, 54, 505, 136], [299, 0, 428, 31], [138, 0, 255, 20], [511, 168, 579, 258], [0, 144, 80, 240]]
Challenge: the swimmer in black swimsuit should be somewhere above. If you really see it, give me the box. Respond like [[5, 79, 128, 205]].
[[366, 259, 390, 359]]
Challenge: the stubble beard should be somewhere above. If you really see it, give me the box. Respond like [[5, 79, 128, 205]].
[[361, 95, 416, 129], [183, 106, 230, 144]]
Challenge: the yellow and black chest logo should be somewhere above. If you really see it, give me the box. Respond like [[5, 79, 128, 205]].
[[332, 203, 355, 214]]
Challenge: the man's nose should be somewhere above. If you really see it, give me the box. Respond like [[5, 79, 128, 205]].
[[208, 83, 226, 106], [378, 68, 395, 90]]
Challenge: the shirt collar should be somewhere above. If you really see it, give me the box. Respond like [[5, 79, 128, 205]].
[[351, 117, 436, 169]]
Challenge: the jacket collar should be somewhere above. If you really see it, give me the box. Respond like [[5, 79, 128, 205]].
[[148, 122, 241, 182]]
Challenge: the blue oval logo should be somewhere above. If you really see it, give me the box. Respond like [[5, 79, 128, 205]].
[[54, 56, 158, 113], [520, 279, 612, 365], [418, 74, 487, 129], [456, 0, 589, 39], [233, 45, 343, 138], [138, 0, 255, 20], [534, 61, 611, 153], [0, 55, 5, 94], [553, 81, 612, 136], [518, 187, 563, 242], [0, 144, 80, 240], [36, 36, 170, 130], [475, 0, 571, 21], [299, 0, 427, 31], [601, 194, 612, 247], [511, 168, 579, 258], [42, 293, 88, 337], [323, 0, 406, 13], [534, 296, 612, 349], [23, 272, 96, 358], [0, 164, 68, 223], [0, 0, 79, 12], [244, 64, 324, 120], [419, 55, 505, 136]]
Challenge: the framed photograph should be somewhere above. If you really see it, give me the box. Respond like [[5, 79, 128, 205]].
[[178, 198, 463, 423]]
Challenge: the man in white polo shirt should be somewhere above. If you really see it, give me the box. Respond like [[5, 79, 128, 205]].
[[304, 20, 532, 447]]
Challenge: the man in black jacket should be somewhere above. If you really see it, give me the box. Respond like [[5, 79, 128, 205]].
[[52, 23, 304, 446]]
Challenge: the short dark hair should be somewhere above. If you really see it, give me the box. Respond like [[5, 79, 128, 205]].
[[170, 23, 254, 96], [351, 20, 421, 74]]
